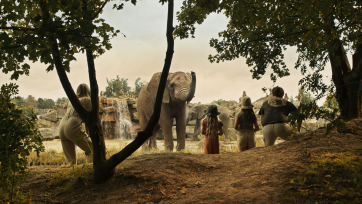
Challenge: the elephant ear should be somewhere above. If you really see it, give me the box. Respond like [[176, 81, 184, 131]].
[[185, 72, 192, 82], [146, 72, 171, 103]]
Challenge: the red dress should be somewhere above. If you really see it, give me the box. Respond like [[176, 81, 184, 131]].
[[202, 119, 223, 154]]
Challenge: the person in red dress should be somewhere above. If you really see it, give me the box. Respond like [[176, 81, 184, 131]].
[[201, 105, 224, 154]]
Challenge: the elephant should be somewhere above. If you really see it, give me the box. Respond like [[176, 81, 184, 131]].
[[186, 103, 230, 141], [136, 71, 196, 151]]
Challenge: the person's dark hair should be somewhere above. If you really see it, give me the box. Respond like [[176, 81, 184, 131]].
[[272, 86, 284, 98], [242, 109, 256, 126], [76, 84, 91, 98]]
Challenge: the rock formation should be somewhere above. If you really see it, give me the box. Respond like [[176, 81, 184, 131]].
[[38, 105, 67, 140]]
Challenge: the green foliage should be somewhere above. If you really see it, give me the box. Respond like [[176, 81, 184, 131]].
[[213, 99, 225, 105], [0, 0, 120, 80], [0, 83, 44, 203], [26, 95, 38, 108], [290, 153, 362, 202], [52, 164, 93, 194], [133, 77, 147, 98], [13, 96, 26, 108], [174, 0, 362, 101], [37, 98, 56, 109], [103, 75, 131, 97], [323, 93, 339, 110], [55, 97, 69, 107], [288, 101, 339, 129]]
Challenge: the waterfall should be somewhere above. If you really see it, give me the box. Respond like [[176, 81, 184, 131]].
[[116, 100, 133, 140], [100, 98, 134, 140]]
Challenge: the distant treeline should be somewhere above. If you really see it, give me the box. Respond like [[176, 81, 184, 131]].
[[12, 77, 147, 110], [12, 96, 69, 109]]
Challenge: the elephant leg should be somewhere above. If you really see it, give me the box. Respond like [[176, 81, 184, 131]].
[[161, 124, 174, 151], [192, 119, 201, 141], [149, 126, 160, 149], [222, 124, 229, 140], [176, 114, 186, 151]]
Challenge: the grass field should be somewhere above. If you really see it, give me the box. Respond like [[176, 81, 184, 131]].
[[28, 136, 272, 166]]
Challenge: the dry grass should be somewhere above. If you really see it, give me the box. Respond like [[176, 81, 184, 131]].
[[27, 135, 269, 166]]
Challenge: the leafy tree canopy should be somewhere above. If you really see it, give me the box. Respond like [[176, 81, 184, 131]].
[[0, 0, 121, 80], [37, 98, 56, 109], [213, 99, 226, 105], [103, 75, 131, 97], [13, 96, 26, 108], [26, 95, 38, 108], [133, 77, 147, 98], [55, 97, 69, 107], [174, 0, 362, 119]]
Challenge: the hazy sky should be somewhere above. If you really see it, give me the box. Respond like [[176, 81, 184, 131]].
[[1, 1, 339, 105]]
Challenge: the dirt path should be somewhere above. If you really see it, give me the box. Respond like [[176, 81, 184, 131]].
[[21, 118, 362, 203]]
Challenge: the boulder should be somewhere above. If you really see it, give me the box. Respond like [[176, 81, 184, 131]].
[[252, 96, 269, 109], [131, 111, 139, 122], [228, 100, 237, 110], [39, 111, 57, 122], [39, 128, 57, 140], [220, 101, 229, 108], [127, 100, 136, 105], [37, 119, 57, 128]]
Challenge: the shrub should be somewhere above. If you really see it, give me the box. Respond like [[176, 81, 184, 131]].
[[0, 83, 44, 203]]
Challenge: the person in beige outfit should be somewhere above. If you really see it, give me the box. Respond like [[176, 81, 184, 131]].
[[59, 84, 93, 164], [259, 86, 301, 146], [234, 97, 259, 152]]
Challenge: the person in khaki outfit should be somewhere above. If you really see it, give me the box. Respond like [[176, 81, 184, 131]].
[[234, 97, 259, 152], [59, 84, 93, 164], [259, 86, 301, 146]]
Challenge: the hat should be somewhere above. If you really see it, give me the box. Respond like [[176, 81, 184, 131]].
[[204, 105, 220, 116], [241, 97, 253, 109]]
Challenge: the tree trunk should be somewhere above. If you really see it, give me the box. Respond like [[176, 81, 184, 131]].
[[91, 0, 175, 184], [47, 0, 175, 184], [329, 40, 362, 119]]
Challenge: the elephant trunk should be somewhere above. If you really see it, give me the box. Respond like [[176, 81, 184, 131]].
[[186, 71, 196, 102]]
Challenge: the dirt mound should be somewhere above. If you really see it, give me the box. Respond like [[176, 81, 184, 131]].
[[21, 118, 362, 203]]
